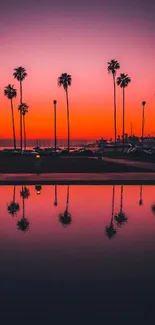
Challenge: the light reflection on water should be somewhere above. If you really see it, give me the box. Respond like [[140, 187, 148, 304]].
[[0, 184, 155, 315]]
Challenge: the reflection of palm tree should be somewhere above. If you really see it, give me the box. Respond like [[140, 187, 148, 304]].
[[114, 185, 128, 227], [20, 186, 30, 199], [59, 186, 72, 227], [54, 185, 58, 206], [7, 186, 20, 217], [139, 185, 143, 206], [17, 186, 29, 232], [151, 205, 155, 215], [105, 186, 117, 239]]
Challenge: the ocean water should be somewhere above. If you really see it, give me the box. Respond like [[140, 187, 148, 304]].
[[0, 184, 155, 319]]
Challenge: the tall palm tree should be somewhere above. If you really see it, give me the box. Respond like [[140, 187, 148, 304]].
[[139, 185, 143, 206], [59, 185, 72, 227], [13, 67, 27, 151], [114, 185, 128, 227], [18, 103, 29, 150], [54, 185, 58, 206], [7, 186, 20, 217], [4, 84, 17, 150], [20, 186, 30, 199], [105, 185, 117, 239], [58, 73, 72, 152], [107, 60, 120, 147], [117, 73, 131, 151], [142, 101, 146, 148]]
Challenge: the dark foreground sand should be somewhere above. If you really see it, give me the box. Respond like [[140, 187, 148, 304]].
[[0, 155, 151, 173]]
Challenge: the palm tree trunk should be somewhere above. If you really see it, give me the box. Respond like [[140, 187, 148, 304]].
[[120, 185, 123, 212], [20, 80, 23, 151], [13, 185, 15, 203], [54, 103, 57, 151], [113, 74, 117, 148], [111, 185, 115, 225], [10, 98, 16, 150], [142, 105, 145, 149], [23, 115, 26, 150], [22, 186, 25, 219], [122, 87, 125, 152], [66, 185, 69, 211], [65, 90, 70, 152]]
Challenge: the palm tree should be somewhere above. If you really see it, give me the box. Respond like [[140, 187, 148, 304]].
[[13, 67, 27, 151], [117, 73, 131, 151], [4, 84, 17, 150], [105, 185, 117, 239], [54, 185, 58, 206], [142, 101, 146, 148], [59, 185, 72, 227], [114, 185, 128, 227], [107, 60, 120, 147], [18, 103, 29, 150], [58, 73, 72, 152], [53, 100, 57, 151], [139, 185, 143, 206], [7, 186, 20, 217]]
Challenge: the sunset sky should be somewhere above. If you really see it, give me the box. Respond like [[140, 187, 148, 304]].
[[0, 0, 155, 140]]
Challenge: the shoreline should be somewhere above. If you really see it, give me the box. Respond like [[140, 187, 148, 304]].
[[1, 173, 155, 185]]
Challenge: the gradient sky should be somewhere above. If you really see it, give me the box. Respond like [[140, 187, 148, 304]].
[[0, 0, 155, 140]]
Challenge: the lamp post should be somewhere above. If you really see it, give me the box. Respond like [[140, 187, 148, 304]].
[[142, 101, 146, 149], [53, 100, 57, 151]]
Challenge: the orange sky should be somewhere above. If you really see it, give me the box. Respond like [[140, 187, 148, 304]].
[[0, 0, 155, 140]]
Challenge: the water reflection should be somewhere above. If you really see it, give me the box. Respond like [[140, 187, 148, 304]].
[[54, 185, 58, 206], [105, 185, 117, 239], [7, 185, 20, 217], [2, 184, 155, 314], [17, 185, 30, 232], [59, 185, 72, 227], [139, 185, 143, 206], [114, 185, 128, 227]]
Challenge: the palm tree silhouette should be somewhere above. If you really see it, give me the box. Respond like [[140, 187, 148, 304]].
[[17, 185, 29, 232], [13, 67, 27, 151], [53, 100, 57, 151], [7, 186, 20, 217], [105, 185, 117, 239], [114, 185, 128, 227], [18, 103, 29, 150], [139, 185, 143, 206], [59, 186, 72, 227], [117, 73, 131, 151], [54, 185, 58, 206], [151, 205, 155, 215], [20, 186, 30, 199], [107, 60, 120, 147], [4, 84, 17, 150], [58, 73, 72, 152], [141, 101, 146, 148]]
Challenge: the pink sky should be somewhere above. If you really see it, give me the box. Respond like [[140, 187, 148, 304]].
[[0, 0, 155, 140]]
